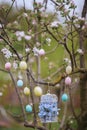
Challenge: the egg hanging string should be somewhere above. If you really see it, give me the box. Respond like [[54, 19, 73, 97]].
[[47, 82, 50, 94]]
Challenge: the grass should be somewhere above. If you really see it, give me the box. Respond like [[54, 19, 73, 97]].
[[0, 126, 34, 130]]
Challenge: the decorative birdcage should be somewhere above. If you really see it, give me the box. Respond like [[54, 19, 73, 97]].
[[38, 93, 59, 123]]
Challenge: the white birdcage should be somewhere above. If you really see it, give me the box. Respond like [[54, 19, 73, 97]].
[[38, 93, 59, 123]]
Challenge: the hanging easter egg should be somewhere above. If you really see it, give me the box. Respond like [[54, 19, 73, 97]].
[[26, 104, 32, 112], [65, 76, 71, 85], [19, 61, 27, 70], [61, 93, 68, 102], [34, 86, 42, 96], [66, 65, 72, 74], [24, 87, 30, 96], [5, 62, 11, 70], [39, 49, 45, 56], [17, 79, 23, 87], [38, 93, 59, 123]]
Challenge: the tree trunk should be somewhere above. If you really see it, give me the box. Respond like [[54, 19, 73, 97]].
[[78, 0, 87, 129], [78, 73, 87, 130], [82, 0, 87, 18]]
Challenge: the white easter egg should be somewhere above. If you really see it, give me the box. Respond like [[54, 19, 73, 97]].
[[66, 65, 72, 74]]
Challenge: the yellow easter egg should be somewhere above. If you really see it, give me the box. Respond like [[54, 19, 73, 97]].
[[24, 87, 30, 96], [19, 61, 27, 70], [34, 86, 42, 96]]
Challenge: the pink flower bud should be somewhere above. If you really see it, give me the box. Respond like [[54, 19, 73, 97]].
[[39, 49, 45, 56]]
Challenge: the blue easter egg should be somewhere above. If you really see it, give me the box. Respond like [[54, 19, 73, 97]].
[[61, 93, 68, 102], [17, 79, 23, 87], [26, 105, 32, 112]]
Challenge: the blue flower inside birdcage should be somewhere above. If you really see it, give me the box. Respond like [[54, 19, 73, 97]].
[[38, 93, 59, 123]]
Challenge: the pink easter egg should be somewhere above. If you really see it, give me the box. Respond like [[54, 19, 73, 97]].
[[65, 76, 71, 85], [39, 49, 45, 56], [5, 62, 11, 70]]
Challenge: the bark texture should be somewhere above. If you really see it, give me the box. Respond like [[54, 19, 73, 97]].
[[79, 73, 87, 130], [79, 0, 87, 129]]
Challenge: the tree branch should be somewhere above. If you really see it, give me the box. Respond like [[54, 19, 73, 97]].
[[5, 0, 16, 20], [0, 35, 21, 60], [82, 0, 87, 18], [9, 71, 27, 122], [24, 122, 48, 130]]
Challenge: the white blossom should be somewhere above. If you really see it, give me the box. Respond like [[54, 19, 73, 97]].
[[25, 48, 31, 53], [50, 21, 59, 28], [46, 38, 51, 43], [64, 58, 71, 64], [0, 23, 4, 28], [78, 17, 85, 21], [77, 49, 84, 54], [15, 31, 25, 37], [15, 31, 25, 41], [24, 35, 31, 40], [75, 24, 80, 28], [13, 54, 17, 58], [70, 120, 74, 124], [39, 49, 45, 56], [82, 25, 85, 30], [56, 83, 60, 87], [23, 13, 28, 18], [0, 24, 2, 28], [1, 48, 12, 59], [33, 47, 39, 56], [17, 36, 22, 41], [0, 92, 3, 97], [70, 0, 75, 6], [13, 21, 18, 25], [36, 42, 41, 47], [49, 62, 55, 69], [13, 61, 18, 69], [46, 38, 51, 46], [74, 78, 78, 83], [15, 31, 32, 41], [44, 57, 48, 61]]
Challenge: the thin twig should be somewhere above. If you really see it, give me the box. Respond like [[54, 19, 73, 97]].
[[59, 102, 68, 130], [68, 87, 79, 123], [26, 69, 37, 125], [9, 71, 27, 122], [5, 0, 15, 19]]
